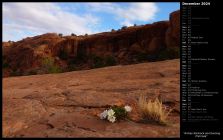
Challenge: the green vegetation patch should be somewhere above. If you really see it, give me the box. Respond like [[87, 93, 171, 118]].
[[42, 57, 62, 73], [135, 53, 149, 62], [28, 69, 38, 75], [3, 58, 9, 69], [88, 54, 117, 68], [59, 49, 69, 60], [92, 55, 104, 68], [158, 47, 180, 60], [111, 106, 128, 120], [104, 56, 116, 66]]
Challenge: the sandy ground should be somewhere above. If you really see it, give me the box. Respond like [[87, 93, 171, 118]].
[[3, 59, 180, 138]]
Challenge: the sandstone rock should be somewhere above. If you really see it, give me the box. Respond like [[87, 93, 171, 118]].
[[3, 59, 180, 137], [148, 37, 166, 54], [129, 43, 144, 54], [165, 10, 180, 48], [2, 10, 180, 77]]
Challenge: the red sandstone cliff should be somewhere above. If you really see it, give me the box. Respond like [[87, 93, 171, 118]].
[[2, 10, 180, 77]]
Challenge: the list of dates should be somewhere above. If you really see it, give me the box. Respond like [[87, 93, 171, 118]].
[[181, 1, 220, 138]]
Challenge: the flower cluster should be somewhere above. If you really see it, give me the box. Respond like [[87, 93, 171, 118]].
[[99, 105, 132, 123]]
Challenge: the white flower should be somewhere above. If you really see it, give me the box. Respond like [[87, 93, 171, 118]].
[[100, 110, 108, 119], [107, 109, 115, 117], [124, 105, 132, 112], [107, 115, 116, 123]]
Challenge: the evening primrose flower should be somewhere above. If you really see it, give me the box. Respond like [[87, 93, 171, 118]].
[[108, 115, 116, 123], [99, 105, 132, 123], [100, 110, 108, 119], [107, 109, 115, 117], [124, 105, 132, 112]]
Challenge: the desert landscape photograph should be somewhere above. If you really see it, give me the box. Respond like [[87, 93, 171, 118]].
[[2, 2, 180, 137]]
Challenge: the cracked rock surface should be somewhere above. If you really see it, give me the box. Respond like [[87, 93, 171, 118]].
[[3, 59, 180, 138]]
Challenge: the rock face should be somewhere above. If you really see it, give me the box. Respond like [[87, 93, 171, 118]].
[[50, 21, 169, 58], [165, 10, 180, 48], [2, 10, 180, 77], [3, 59, 180, 137]]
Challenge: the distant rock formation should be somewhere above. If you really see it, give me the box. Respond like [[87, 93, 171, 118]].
[[2, 10, 180, 77], [165, 10, 180, 48]]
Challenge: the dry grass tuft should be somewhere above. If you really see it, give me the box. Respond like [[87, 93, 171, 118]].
[[138, 93, 172, 124]]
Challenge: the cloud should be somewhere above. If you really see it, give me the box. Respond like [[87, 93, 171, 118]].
[[87, 2, 158, 26], [3, 3, 100, 41], [2, 2, 159, 41]]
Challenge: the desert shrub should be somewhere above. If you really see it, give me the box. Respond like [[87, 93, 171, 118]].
[[76, 45, 87, 62], [135, 53, 148, 61], [10, 69, 22, 76], [111, 29, 115, 32], [59, 49, 69, 60], [158, 47, 180, 60], [28, 69, 38, 75], [42, 57, 54, 67], [71, 33, 76, 36], [67, 64, 77, 71], [105, 56, 116, 66], [3, 62, 9, 69], [85, 33, 88, 36], [147, 55, 158, 62], [42, 57, 62, 73], [88, 55, 117, 68], [134, 24, 137, 27], [111, 106, 128, 120], [58, 33, 63, 37], [121, 26, 127, 30], [138, 94, 171, 124], [87, 54, 104, 68], [93, 56, 104, 68], [68, 58, 78, 65], [49, 65, 62, 73], [72, 53, 87, 64], [2, 56, 9, 69], [76, 53, 86, 62]]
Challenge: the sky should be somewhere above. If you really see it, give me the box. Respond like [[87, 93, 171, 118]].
[[3, 2, 180, 41]]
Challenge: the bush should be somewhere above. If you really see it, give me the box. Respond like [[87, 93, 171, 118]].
[[48, 65, 62, 73], [67, 64, 77, 71], [111, 29, 115, 32], [121, 26, 127, 30], [59, 49, 69, 60], [3, 56, 9, 69], [93, 56, 104, 68], [158, 47, 180, 60], [105, 56, 116, 66], [28, 70, 38, 75], [71, 33, 76, 36], [135, 53, 148, 62], [42, 57, 62, 73], [134, 24, 137, 27], [58, 33, 63, 37], [138, 93, 172, 124], [3, 62, 9, 69], [111, 106, 128, 120], [88, 55, 117, 68], [10, 70, 22, 76], [42, 57, 54, 67]]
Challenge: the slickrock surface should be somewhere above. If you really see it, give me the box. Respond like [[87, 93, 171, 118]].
[[3, 59, 180, 138]]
